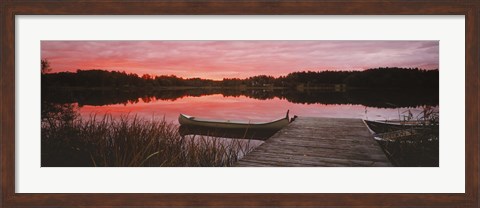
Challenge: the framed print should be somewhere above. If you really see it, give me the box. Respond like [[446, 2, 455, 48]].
[[1, 0, 479, 207]]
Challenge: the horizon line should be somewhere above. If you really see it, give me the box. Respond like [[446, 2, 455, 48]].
[[44, 66, 440, 81]]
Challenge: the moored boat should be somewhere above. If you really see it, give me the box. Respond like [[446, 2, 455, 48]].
[[178, 111, 290, 130], [364, 119, 437, 134], [373, 128, 438, 142], [178, 125, 279, 140]]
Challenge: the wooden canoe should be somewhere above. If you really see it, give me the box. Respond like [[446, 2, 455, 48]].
[[373, 129, 438, 142], [178, 125, 279, 140], [178, 111, 290, 130], [364, 119, 438, 134]]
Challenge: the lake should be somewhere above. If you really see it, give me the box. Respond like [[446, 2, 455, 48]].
[[43, 88, 439, 124], [41, 88, 439, 167]]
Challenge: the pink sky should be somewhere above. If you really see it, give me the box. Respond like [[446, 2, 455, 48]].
[[41, 41, 439, 80]]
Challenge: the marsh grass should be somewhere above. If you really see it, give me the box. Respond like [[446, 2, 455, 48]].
[[41, 108, 256, 167], [377, 138, 439, 167], [377, 106, 439, 167]]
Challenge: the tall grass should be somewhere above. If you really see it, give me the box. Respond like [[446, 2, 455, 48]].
[[377, 139, 439, 167], [377, 106, 439, 167], [41, 106, 255, 167]]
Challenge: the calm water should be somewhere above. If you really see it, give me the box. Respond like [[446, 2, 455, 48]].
[[42, 89, 439, 166], [56, 90, 439, 124]]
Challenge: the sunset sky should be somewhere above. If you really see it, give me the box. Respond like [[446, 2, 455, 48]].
[[41, 41, 439, 80]]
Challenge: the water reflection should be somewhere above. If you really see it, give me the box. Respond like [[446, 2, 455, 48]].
[[42, 88, 438, 108], [42, 89, 438, 124]]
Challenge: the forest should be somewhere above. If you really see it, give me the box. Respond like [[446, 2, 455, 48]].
[[41, 67, 439, 90]]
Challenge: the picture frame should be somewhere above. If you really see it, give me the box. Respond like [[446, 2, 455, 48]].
[[1, 0, 478, 207]]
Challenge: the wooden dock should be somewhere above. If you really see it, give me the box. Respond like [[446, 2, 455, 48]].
[[235, 117, 392, 167]]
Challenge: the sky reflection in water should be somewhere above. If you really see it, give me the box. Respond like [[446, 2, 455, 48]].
[[77, 94, 433, 124]]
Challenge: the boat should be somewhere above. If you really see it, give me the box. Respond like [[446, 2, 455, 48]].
[[364, 119, 438, 134], [178, 110, 290, 130], [178, 125, 279, 140], [373, 128, 438, 142]]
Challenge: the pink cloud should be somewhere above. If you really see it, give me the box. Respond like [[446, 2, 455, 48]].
[[41, 41, 439, 80]]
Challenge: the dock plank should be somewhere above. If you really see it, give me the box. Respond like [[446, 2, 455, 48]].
[[235, 117, 392, 167]]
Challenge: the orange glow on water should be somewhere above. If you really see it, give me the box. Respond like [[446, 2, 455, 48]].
[[78, 94, 428, 124]]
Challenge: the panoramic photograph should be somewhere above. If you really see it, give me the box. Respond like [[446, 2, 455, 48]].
[[41, 40, 439, 167]]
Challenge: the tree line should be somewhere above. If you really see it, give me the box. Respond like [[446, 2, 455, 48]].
[[42, 88, 438, 109], [41, 67, 439, 89]]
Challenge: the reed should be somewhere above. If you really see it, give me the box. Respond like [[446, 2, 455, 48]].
[[377, 106, 439, 167], [41, 108, 255, 167], [378, 138, 439, 167]]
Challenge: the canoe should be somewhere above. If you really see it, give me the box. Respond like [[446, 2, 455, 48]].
[[373, 129, 438, 142], [178, 125, 279, 140], [178, 111, 290, 130], [364, 119, 437, 134]]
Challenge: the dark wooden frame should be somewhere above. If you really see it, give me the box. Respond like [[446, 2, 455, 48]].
[[1, 0, 479, 207]]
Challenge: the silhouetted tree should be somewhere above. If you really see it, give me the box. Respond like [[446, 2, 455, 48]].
[[41, 67, 439, 90], [41, 59, 52, 74]]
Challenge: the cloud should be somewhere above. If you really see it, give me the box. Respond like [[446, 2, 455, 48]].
[[41, 40, 439, 80]]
